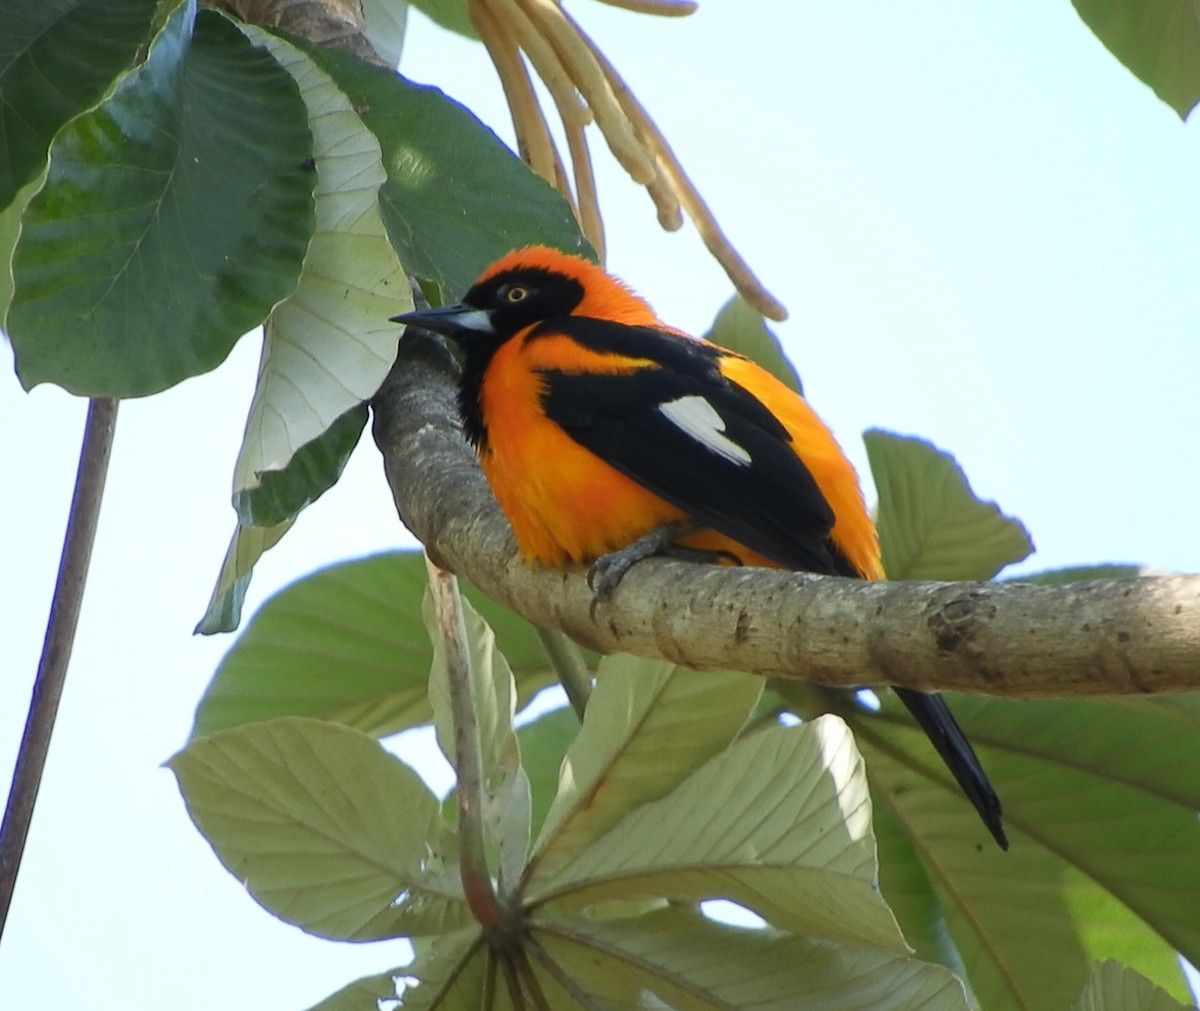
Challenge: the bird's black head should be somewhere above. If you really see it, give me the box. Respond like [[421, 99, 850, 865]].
[[390, 249, 595, 347]]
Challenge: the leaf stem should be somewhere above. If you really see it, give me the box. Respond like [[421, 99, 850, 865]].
[[425, 554, 506, 932], [0, 398, 118, 941], [534, 628, 592, 719]]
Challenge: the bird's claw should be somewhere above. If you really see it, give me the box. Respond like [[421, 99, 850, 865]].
[[586, 523, 738, 621]]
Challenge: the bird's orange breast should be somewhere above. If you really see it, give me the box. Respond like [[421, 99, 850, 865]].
[[477, 331, 690, 565]]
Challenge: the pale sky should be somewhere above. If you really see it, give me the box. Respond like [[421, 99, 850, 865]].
[[2, 2, 1198, 1008]]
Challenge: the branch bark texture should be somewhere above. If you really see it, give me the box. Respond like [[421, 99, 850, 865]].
[[371, 333, 1200, 699]]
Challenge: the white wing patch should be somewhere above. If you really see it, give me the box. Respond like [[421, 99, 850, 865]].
[[657, 395, 752, 465]]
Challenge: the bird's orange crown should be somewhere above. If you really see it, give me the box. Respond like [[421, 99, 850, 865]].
[[478, 246, 665, 329]]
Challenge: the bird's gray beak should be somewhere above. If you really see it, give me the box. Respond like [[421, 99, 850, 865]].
[[390, 304, 495, 337]]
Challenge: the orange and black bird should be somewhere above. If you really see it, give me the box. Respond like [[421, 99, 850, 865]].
[[393, 246, 1007, 849]]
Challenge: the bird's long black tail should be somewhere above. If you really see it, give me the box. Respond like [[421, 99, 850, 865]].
[[892, 687, 1008, 850]]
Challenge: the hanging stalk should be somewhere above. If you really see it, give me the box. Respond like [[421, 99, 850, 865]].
[[0, 398, 118, 941]]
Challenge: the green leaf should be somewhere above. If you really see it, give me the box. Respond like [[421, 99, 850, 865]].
[[405, 0, 476, 41], [530, 656, 764, 882], [230, 27, 411, 521], [304, 970, 402, 1011], [534, 906, 972, 1011], [192, 551, 554, 736], [516, 706, 579, 843], [1073, 960, 1193, 1011], [704, 293, 802, 393], [194, 517, 293, 636], [1014, 563, 1146, 585], [169, 717, 469, 940], [0, 0, 162, 211], [1070, 0, 1200, 119], [529, 717, 906, 952], [295, 42, 588, 299], [361, 0, 408, 67], [0, 171, 41, 323], [865, 430, 1033, 580], [425, 579, 531, 890], [234, 403, 368, 529], [9, 6, 315, 396], [851, 692, 1200, 1008], [872, 803, 966, 975], [396, 927, 484, 1011]]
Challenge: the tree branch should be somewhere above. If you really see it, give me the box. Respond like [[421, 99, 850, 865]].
[[371, 333, 1200, 699]]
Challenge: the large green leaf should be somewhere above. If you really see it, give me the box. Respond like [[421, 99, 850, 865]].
[[396, 927, 484, 1011], [361, 0, 408, 67], [169, 717, 469, 940], [1073, 961, 1193, 1011], [405, 0, 476, 41], [8, 6, 315, 396], [515, 706, 579, 844], [296, 42, 588, 300], [529, 717, 905, 953], [1070, 0, 1200, 119], [194, 517, 293, 636], [192, 551, 554, 737], [0, 0, 162, 211], [304, 970, 404, 1011], [534, 907, 972, 1011], [529, 656, 764, 882], [231, 27, 411, 524], [850, 691, 1200, 1008], [233, 402, 368, 530], [1015, 563, 1146, 585], [704, 293, 802, 393], [400, 909, 971, 1010], [865, 430, 1033, 580]]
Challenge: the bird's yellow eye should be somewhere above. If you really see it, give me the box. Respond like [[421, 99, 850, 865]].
[[501, 284, 530, 304]]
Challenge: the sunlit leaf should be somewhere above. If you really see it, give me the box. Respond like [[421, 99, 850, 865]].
[[536, 906, 972, 1011], [530, 656, 763, 882], [531, 717, 905, 952], [516, 706, 578, 843], [231, 27, 410, 521], [1073, 960, 1193, 1011], [192, 551, 555, 736], [704, 293, 802, 393], [361, 0, 408, 67], [865, 430, 1033, 580], [170, 717, 469, 940]]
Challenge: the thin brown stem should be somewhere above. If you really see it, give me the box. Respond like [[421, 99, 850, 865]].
[[0, 398, 118, 941]]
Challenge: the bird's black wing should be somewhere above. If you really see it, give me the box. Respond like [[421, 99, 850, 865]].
[[536, 319, 1008, 847], [534, 317, 851, 575]]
